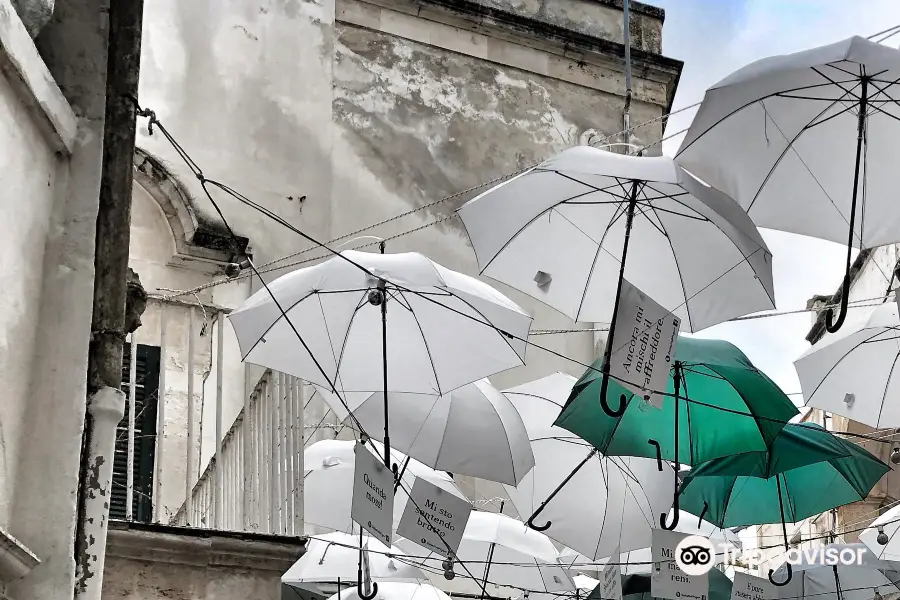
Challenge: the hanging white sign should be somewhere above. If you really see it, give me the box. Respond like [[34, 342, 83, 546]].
[[607, 279, 680, 409], [396, 476, 472, 557], [351, 443, 395, 546], [601, 546, 623, 600], [730, 572, 777, 600], [651, 530, 709, 600]]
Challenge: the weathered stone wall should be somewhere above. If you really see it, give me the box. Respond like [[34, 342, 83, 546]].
[[101, 523, 305, 599], [468, 0, 663, 52]]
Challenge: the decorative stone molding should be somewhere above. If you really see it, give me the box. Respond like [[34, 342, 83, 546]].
[[106, 522, 306, 572], [133, 147, 251, 275], [10, 0, 52, 38], [0, 526, 39, 584]]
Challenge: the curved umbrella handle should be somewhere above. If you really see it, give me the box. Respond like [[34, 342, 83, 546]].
[[358, 581, 379, 600], [825, 278, 850, 334], [599, 374, 627, 417], [660, 494, 680, 531], [526, 510, 552, 532], [769, 563, 792, 587]]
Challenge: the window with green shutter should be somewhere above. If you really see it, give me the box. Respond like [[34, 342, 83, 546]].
[[112, 343, 161, 522]]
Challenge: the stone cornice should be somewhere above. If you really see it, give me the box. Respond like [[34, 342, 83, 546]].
[[339, 0, 682, 112], [106, 522, 306, 572]]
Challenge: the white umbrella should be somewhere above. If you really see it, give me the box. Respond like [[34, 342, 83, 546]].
[[282, 532, 427, 590], [676, 35, 900, 332], [861, 504, 900, 561], [558, 510, 742, 575], [769, 543, 900, 600], [304, 440, 467, 535], [315, 378, 535, 486], [500, 372, 674, 559], [396, 511, 575, 597], [327, 583, 450, 600], [795, 302, 900, 428], [229, 249, 533, 464], [455, 146, 775, 333]]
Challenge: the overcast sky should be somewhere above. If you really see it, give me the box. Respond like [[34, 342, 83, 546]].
[[649, 0, 900, 398]]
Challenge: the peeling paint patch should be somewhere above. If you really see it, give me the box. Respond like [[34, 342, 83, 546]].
[[332, 24, 634, 228]]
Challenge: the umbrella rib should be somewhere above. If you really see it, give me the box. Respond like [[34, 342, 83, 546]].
[[478, 187, 598, 275], [328, 290, 372, 399], [803, 102, 861, 130], [441, 289, 525, 370], [677, 78, 867, 157], [865, 74, 900, 109], [594, 454, 613, 560], [810, 66, 864, 101], [804, 326, 895, 403], [644, 198, 695, 332], [317, 293, 357, 400], [746, 86, 860, 220], [703, 363, 771, 449], [555, 171, 631, 199], [403, 291, 444, 396], [875, 350, 900, 429], [613, 456, 659, 531], [239, 291, 317, 361]]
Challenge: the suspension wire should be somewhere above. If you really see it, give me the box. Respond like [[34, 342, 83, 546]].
[[131, 100, 539, 595], [137, 105, 900, 586], [137, 102, 900, 449]]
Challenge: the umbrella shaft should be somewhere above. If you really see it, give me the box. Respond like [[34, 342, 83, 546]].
[[601, 183, 639, 372], [380, 282, 391, 469]]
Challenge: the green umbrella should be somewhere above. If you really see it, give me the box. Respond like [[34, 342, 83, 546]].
[[678, 423, 889, 587], [585, 569, 732, 600], [544, 336, 797, 532]]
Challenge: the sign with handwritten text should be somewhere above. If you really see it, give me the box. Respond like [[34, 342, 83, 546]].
[[730, 572, 776, 600], [608, 279, 680, 409], [397, 477, 472, 557], [351, 443, 394, 545]]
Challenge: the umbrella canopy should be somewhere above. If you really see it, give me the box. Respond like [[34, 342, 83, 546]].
[[769, 544, 900, 600], [860, 504, 900, 561], [616, 569, 733, 600], [327, 583, 450, 600], [455, 147, 774, 333], [501, 373, 674, 559], [558, 512, 741, 576], [554, 336, 798, 465], [282, 532, 427, 590], [304, 440, 467, 535], [316, 379, 534, 486], [675, 36, 900, 333], [677, 424, 890, 528], [676, 35, 900, 250], [228, 250, 532, 398], [795, 302, 900, 428], [396, 511, 575, 597]]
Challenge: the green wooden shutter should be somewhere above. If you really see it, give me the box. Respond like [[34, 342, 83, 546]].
[[112, 343, 161, 522]]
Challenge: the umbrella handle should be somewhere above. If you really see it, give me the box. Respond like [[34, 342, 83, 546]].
[[825, 277, 849, 333], [660, 494, 680, 530], [358, 580, 379, 600], [526, 511, 552, 532], [599, 374, 627, 417], [647, 439, 663, 471], [768, 563, 792, 587]]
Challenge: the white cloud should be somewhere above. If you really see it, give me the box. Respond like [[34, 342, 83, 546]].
[[650, 1, 900, 395]]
